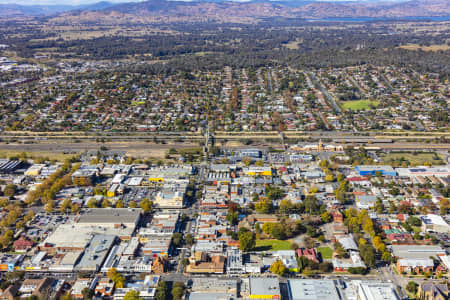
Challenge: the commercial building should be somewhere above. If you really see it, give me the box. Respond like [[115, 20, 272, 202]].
[[273, 250, 298, 271], [113, 275, 160, 300], [390, 245, 446, 260], [244, 167, 272, 177], [396, 166, 450, 178], [24, 164, 46, 176], [74, 234, 116, 272], [40, 209, 140, 253], [0, 159, 24, 174], [249, 277, 280, 300], [420, 214, 450, 233], [354, 281, 400, 300], [355, 195, 377, 210], [355, 165, 397, 177], [77, 208, 141, 229], [240, 149, 262, 158], [227, 248, 244, 274], [154, 190, 185, 208], [188, 278, 238, 300], [71, 279, 92, 299], [18, 278, 59, 299], [186, 255, 225, 274], [287, 279, 341, 300], [397, 258, 434, 274]]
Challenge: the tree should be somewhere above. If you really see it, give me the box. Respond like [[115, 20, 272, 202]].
[[269, 260, 287, 276], [71, 204, 80, 214], [129, 200, 137, 208], [81, 287, 94, 300], [61, 294, 74, 300], [45, 200, 55, 213], [155, 281, 168, 300], [373, 236, 386, 253], [102, 198, 111, 208], [359, 243, 376, 268], [4, 270, 24, 282], [172, 233, 183, 247], [439, 198, 449, 215], [252, 193, 259, 202], [255, 198, 272, 214], [4, 184, 17, 197], [381, 251, 392, 263], [266, 186, 283, 200], [228, 202, 240, 213], [171, 282, 185, 300], [348, 267, 367, 275], [60, 198, 72, 213], [318, 160, 330, 169], [239, 231, 255, 252], [334, 242, 347, 258], [116, 199, 124, 208], [242, 157, 252, 167], [279, 199, 293, 214], [181, 258, 189, 266], [304, 195, 321, 215], [107, 268, 125, 288], [226, 212, 238, 225], [107, 268, 119, 279], [407, 216, 422, 227], [0, 198, 8, 208], [255, 160, 264, 167], [24, 210, 35, 223], [0, 230, 13, 248], [325, 174, 335, 182], [185, 233, 194, 245], [374, 199, 385, 214], [140, 198, 153, 213], [271, 224, 287, 240], [406, 281, 418, 294], [124, 290, 141, 300], [319, 262, 334, 273], [87, 198, 98, 208], [321, 211, 332, 223]]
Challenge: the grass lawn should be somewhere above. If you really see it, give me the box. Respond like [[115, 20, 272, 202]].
[[254, 239, 292, 252], [341, 100, 379, 111], [381, 152, 444, 166], [317, 247, 333, 259]]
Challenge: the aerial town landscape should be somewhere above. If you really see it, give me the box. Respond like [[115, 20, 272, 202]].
[[0, 0, 449, 299]]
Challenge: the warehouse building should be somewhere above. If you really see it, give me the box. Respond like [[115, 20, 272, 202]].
[[287, 279, 341, 300], [355, 165, 397, 176], [249, 277, 280, 300]]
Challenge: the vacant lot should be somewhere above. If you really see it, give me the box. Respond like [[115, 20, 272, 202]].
[[255, 239, 292, 251], [0, 150, 75, 162], [398, 44, 450, 52], [380, 152, 444, 166], [341, 100, 380, 111], [283, 38, 303, 50]]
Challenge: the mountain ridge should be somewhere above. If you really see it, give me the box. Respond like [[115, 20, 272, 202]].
[[1, 0, 448, 21]]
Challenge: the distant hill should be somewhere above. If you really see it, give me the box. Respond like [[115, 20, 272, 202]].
[[1, 0, 449, 22], [296, 0, 450, 18], [0, 2, 116, 17], [0, 4, 73, 16]]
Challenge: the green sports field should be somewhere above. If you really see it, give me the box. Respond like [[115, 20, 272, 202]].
[[341, 100, 379, 111]]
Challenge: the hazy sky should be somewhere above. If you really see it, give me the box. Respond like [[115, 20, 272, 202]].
[[0, 0, 137, 5], [0, 0, 404, 5]]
